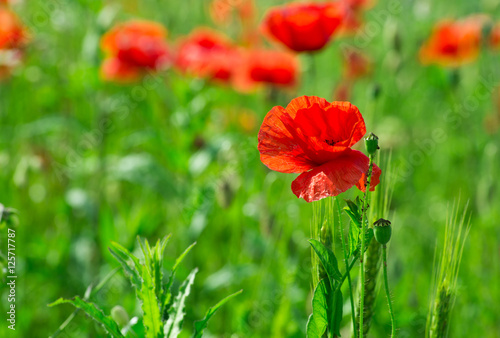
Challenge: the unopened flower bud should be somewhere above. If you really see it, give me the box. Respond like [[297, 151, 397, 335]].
[[373, 218, 392, 245], [365, 132, 379, 155], [111, 305, 129, 328]]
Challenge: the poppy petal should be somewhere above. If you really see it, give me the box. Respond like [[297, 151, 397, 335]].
[[292, 97, 366, 149], [258, 105, 317, 173], [356, 162, 381, 193], [291, 149, 380, 202]]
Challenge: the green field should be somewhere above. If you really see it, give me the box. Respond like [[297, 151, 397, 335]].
[[1, 0, 500, 337]]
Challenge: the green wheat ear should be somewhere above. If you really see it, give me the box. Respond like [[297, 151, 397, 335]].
[[426, 200, 471, 338]]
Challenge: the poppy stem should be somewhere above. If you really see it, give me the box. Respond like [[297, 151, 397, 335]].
[[359, 154, 374, 337], [382, 244, 396, 337], [336, 198, 357, 338]]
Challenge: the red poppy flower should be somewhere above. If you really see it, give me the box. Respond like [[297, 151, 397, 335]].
[[419, 16, 487, 67], [101, 20, 171, 72], [258, 96, 381, 202], [234, 49, 299, 91], [0, 8, 28, 50], [175, 28, 239, 82], [261, 2, 345, 52]]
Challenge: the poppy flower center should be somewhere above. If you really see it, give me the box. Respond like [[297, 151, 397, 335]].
[[325, 139, 339, 146]]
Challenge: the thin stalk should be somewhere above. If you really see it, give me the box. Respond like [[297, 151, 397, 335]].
[[359, 155, 374, 337], [382, 245, 396, 337], [336, 198, 357, 338]]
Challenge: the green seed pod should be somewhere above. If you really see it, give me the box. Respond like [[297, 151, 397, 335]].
[[111, 305, 129, 328], [373, 218, 392, 245], [364, 132, 379, 156]]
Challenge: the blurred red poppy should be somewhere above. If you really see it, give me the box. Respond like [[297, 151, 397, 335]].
[[333, 81, 352, 101], [342, 47, 372, 79], [258, 96, 381, 202], [210, 0, 255, 26], [344, 0, 376, 11], [175, 28, 239, 82], [419, 16, 487, 67], [100, 20, 171, 81], [261, 2, 344, 52], [0, 8, 28, 50], [100, 57, 142, 83], [489, 23, 500, 50], [234, 49, 299, 91]]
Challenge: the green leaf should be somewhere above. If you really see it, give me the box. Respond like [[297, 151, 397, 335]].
[[49, 296, 124, 337], [348, 221, 360, 258], [164, 268, 198, 338], [193, 289, 243, 338], [330, 288, 343, 337], [343, 207, 361, 228], [164, 242, 197, 313], [306, 279, 329, 338], [173, 242, 197, 272], [152, 235, 171, 311], [139, 263, 163, 338], [309, 239, 342, 282], [108, 242, 142, 290]]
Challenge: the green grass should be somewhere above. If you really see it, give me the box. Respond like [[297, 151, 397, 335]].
[[1, 0, 500, 337]]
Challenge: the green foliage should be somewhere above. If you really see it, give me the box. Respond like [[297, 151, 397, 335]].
[[164, 268, 198, 337], [306, 279, 329, 338], [49, 297, 124, 337], [193, 289, 243, 338], [49, 236, 240, 337]]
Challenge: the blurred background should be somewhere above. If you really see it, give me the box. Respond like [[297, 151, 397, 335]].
[[1, 0, 500, 336]]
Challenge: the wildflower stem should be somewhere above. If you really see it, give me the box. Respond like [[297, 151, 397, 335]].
[[336, 198, 357, 338], [382, 244, 396, 337], [359, 154, 374, 337]]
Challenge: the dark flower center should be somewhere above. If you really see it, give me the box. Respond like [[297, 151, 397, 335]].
[[325, 139, 337, 146]]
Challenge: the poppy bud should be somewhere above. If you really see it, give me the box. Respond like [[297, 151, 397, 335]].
[[373, 218, 392, 245], [111, 305, 129, 328], [364, 132, 379, 155]]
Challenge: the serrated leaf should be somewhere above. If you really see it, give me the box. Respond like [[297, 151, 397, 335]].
[[193, 289, 242, 338], [164, 268, 198, 338], [309, 239, 342, 282], [49, 296, 124, 337], [108, 243, 142, 290], [152, 235, 171, 311], [164, 242, 197, 313], [140, 264, 163, 338], [306, 279, 329, 338]]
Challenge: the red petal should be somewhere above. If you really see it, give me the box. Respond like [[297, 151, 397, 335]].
[[291, 149, 380, 202], [356, 162, 381, 192], [258, 105, 317, 173], [292, 98, 366, 149]]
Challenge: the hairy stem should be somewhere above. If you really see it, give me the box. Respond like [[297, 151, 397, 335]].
[[382, 245, 396, 337], [359, 155, 374, 338]]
